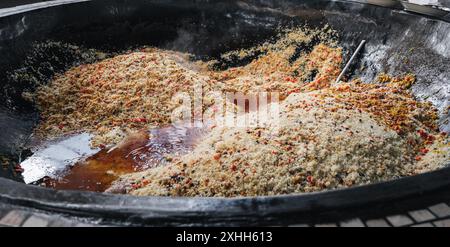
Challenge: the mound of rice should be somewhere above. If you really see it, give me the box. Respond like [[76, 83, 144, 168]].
[[110, 91, 448, 197], [29, 26, 449, 197]]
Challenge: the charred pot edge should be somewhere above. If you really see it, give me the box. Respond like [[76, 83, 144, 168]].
[[0, 0, 90, 18]]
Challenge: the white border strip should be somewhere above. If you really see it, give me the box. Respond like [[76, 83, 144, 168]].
[[0, 0, 90, 18]]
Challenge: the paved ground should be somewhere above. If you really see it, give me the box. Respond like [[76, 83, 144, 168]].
[[0, 203, 99, 227]]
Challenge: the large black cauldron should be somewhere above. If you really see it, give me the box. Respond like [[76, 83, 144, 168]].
[[0, 0, 449, 226]]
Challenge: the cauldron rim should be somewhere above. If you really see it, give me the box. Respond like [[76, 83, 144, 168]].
[[1, 167, 450, 226], [0, 0, 449, 226]]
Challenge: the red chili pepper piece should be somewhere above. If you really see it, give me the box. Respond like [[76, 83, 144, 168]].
[[230, 164, 237, 172], [14, 164, 24, 173], [130, 118, 147, 123]]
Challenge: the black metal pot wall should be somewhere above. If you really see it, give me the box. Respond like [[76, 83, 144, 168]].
[[0, 0, 448, 226]]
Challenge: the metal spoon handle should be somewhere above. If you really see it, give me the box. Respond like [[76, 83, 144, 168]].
[[335, 40, 366, 84]]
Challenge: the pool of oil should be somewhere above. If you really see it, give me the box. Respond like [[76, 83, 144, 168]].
[[21, 124, 209, 192]]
